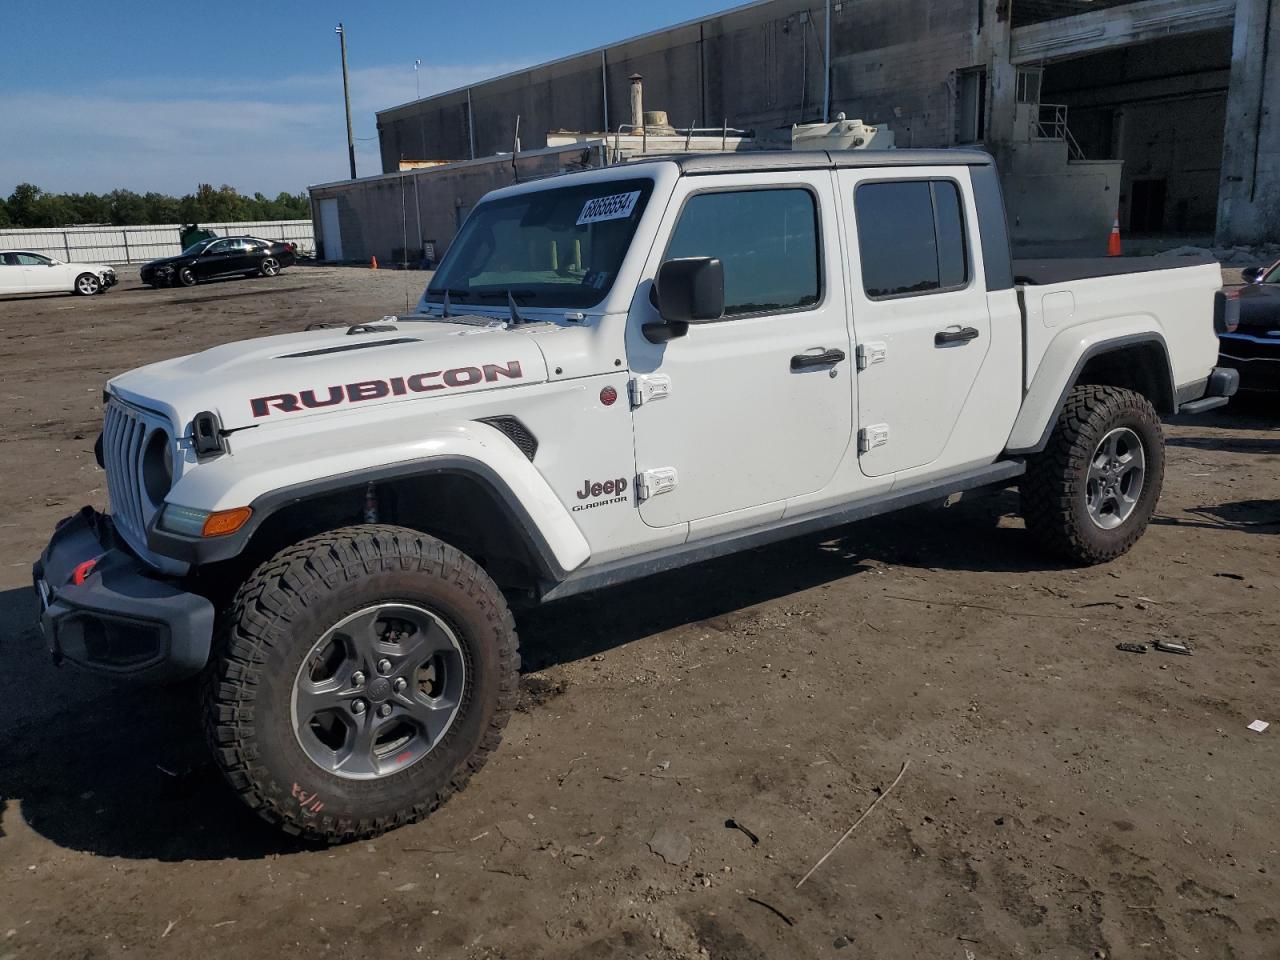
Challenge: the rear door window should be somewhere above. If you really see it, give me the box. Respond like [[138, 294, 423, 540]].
[[854, 180, 969, 298]]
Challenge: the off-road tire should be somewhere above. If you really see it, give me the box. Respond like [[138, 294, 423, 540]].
[[202, 524, 519, 842], [175, 267, 198, 287], [1020, 384, 1165, 564]]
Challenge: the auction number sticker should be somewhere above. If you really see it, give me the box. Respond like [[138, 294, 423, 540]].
[[577, 190, 642, 225]]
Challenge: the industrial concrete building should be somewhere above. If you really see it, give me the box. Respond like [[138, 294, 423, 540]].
[[312, 0, 1277, 265]]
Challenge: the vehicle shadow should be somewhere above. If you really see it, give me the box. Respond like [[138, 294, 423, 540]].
[[0, 490, 1049, 862], [1153, 498, 1280, 533], [0, 587, 307, 862], [1167, 435, 1280, 455], [521, 487, 1056, 670]]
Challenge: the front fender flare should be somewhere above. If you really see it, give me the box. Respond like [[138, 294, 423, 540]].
[[1006, 326, 1174, 455], [148, 422, 590, 578]]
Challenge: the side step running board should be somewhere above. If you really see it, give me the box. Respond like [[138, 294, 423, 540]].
[[543, 460, 1026, 602]]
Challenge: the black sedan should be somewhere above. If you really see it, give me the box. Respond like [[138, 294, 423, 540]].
[[1218, 259, 1280, 394], [140, 236, 296, 288]]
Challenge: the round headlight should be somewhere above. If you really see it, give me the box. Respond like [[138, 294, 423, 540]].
[[143, 430, 174, 504]]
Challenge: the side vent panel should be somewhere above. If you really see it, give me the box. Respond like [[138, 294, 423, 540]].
[[477, 416, 539, 461]]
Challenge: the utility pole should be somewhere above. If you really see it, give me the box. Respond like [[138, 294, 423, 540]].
[[414, 59, 422, 100], [335, 23, 357, 180], [822, 0, 832, 123]]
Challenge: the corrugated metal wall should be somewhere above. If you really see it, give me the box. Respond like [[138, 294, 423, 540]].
[[0, 220, 315, 265]]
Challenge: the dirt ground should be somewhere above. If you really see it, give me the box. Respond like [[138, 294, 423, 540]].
[[0, 264, 1276, 960]]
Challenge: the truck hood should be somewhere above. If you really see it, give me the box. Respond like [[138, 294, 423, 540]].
[[109, 318, 550, 430]]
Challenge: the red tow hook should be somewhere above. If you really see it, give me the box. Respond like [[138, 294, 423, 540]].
[[71, 556, 103, 586]]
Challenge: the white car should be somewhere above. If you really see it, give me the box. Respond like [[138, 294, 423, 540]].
[[0, 250, 117, 297]]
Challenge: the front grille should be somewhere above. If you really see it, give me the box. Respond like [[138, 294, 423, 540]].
[[103, 399, 159, 550]]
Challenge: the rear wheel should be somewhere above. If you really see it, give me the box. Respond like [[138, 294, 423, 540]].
[[74, 273, 101, 296], [203, 525, 519, 842], [259, 256, 281, 277], [1020, 385, 1165, 564]]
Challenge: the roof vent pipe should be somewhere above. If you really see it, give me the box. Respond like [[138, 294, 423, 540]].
[[629, 73, 644, 130]]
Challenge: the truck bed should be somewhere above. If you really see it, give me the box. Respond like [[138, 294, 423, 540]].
[[1013, 254, 1218, 286]]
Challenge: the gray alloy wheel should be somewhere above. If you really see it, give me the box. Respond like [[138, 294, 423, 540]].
[[1085, 426, 1146, 530], [74, 273, 101, 295], [291, 602, 467, 780], [176, 266, 198, 287], [260, 257, 280, 277]]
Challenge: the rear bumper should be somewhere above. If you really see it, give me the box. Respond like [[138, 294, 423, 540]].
[[1218, 333, 1280, 393], [1177, 366, 1240, 414], [32, 507, 214, 682]]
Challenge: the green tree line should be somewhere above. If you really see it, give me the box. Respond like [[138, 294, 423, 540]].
[[0, 183, 311, 229]]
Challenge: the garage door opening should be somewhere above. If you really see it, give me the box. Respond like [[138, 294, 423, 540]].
[[1039, 30, 1233, 246]]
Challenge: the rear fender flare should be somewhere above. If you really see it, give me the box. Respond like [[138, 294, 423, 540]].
[[1006, 326, 1174, 455]]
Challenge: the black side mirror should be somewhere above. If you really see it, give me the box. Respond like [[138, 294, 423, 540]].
[[645, 257, 725, 343], [1241, 266, 1264, 284]]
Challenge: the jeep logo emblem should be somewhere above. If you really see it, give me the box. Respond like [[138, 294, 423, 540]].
[[572, 477, 629, 512]]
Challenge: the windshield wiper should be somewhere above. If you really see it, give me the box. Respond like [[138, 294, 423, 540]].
[[472, 289, 537, 302], [426, 288, 470, 303]]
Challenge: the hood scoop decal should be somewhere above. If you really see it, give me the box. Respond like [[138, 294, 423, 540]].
[[280, 337, 421, 359]]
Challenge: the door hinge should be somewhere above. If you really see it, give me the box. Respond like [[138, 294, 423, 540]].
[[636, 467, 679, 501], [629, 374, 671, 408], [858, 424, 890, 454], [856, 341, 887, 371]]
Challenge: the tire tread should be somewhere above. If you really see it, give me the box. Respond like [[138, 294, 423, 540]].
[[1020, 384, 1163, 564], [201, 524, 519, 843]]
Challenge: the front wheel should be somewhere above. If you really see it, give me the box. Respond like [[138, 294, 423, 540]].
[[1019, 385, 1165, 564], [174, 267, 198, 287], [203, 525, 519, 842], [74, 273, 101, 296]]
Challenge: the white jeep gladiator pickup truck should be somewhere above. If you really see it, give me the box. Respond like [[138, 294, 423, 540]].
[[33, 150, 1239, 841]]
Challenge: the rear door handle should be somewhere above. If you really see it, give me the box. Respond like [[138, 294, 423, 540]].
[[791, 348, 846, 370], [935, 326, 980, 346]]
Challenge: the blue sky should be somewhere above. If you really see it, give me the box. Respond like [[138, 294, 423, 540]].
[[0, 0, 743, 198]]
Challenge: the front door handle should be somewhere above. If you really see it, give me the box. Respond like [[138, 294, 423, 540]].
[[935, 326, 980, 346], [791, 348, 846, 370]]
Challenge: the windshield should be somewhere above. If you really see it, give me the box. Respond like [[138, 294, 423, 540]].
[[427, 178, 654, 309], [180, 239, 213, 256], [1263, 262, 1280, 284]]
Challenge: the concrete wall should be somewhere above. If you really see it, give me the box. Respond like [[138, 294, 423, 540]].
[[310, 145, 604, 266], [376, 0, 993, 171], [1217, 0, 1280, 246], [376, 0, 825, 170]]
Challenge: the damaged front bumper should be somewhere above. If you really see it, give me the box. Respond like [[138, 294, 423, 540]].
[[32, 507, 214, 682]]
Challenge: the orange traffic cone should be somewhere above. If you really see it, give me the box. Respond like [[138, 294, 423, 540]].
[[370, 255, 379, 269], [1107, 218, 1122, 257]]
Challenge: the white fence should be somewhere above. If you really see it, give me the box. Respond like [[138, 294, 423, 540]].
[[0, 220, 315, 265]]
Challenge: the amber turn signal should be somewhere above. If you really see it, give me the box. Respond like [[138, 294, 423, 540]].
[[201, 506, 253, 537]]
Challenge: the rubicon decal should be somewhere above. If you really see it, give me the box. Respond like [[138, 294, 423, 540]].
[[250, 361, 523, 417], [572, 476, 629, 512]]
